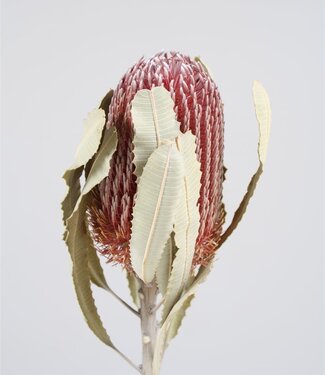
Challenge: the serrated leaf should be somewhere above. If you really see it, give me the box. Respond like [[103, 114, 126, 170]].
[[217, 81, 271, 248], [72, 127, 117, 214], [61, 101, 112, 235], [61, 166, 83, 239], [66, 127, 117, 290], [66, 196, 115, 347], [162, 132, 201, 320], [166, 293, 195, 344], [156, 236, 174, 296], [153, 262, 214, 375], [217, 165, 263, 248], [87, 244, 109, 290], [127, 272, 141, 308], [62, 90, 113, 312], [70, 108, 106, 170], [131, 86, 181, 178], [130, 142, 184, 283]]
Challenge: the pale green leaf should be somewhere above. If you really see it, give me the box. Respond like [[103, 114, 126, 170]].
[[162, 132, 201, 320], [72, 127, 117, 214], [70, 108, 106, 170], [130, 142, 184, 283], [217, 81, 271, 248], [127, 272, 141, 309], [66, 197, 115, 347], [156, 236, 174, 296], [153, 262, 214, 374], [131, 86, 181, 178]]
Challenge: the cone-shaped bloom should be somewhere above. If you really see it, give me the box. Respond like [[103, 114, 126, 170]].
[[87, 51, 225, 270]]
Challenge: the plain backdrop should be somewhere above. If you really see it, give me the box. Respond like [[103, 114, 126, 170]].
[[1, 0, 324, 374]]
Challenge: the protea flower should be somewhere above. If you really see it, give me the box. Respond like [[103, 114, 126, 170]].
[[87, 51, 225, 271], [62, 51, 271, 375]]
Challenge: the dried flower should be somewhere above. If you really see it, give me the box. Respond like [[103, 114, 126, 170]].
[[87, 51, 225, 270], [62, 51, 271, 375]]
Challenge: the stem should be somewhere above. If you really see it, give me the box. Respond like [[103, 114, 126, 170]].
[[139, 281, 158, 375], [150, 298, 164, 314], [106, 286, 140, 317], [116, 348, 142, 373]]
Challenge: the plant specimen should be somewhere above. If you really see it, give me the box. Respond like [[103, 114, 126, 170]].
[[61, 51, 271, 375]]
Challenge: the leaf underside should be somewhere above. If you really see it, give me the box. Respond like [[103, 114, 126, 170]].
[[154, 82, 271, 369], [130, 142, 184, 283], [131, 86, 181, 179], [69, 108, 107, 170], [72, 127, 117, 214], [156, 236, 174, 296], [253, 80, 271, 165], [162, 132, 201, 321]]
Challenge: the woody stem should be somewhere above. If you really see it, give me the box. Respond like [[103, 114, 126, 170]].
[[139, 281, 158, 375]]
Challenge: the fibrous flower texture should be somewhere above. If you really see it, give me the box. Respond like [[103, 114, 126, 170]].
[[87, 51, 225, 270]]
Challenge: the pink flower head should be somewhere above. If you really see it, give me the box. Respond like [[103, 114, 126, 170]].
[[87, 51, 225, 270]]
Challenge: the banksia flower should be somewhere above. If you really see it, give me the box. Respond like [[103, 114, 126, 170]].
[[62, 51, 271, 375], [87, 51, 225, 270]]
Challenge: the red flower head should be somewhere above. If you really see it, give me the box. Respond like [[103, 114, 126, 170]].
[[87, 51, 225, 270]]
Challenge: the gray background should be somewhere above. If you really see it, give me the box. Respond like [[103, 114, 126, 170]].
[[2, 0, 324, 374]]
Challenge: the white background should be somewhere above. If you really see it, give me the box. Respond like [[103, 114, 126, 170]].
[[2, 0, 324, 374]]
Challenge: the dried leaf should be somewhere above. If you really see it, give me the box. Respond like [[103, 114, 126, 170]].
[[127, 272, 141, 309], [217, 166, 263, 248], [130, 142, 184, 283], [66, 127, 117, 289], [87, 244, 109, 290], [72, 127, 117, 214], [131, 86, 181, 178], [156, 236, 174, 296], [165, 294, 195, 344], [162, 132, 201, 320], [61, 166, 83, 239], [99, 89, 114, 119], [62, 90, 113, 291], [61, 103, 111, 233], [253, 80, 271, 164], [66, 197, 115, 347], [69, 108, 106, 170], [217, 81, 271, 248]]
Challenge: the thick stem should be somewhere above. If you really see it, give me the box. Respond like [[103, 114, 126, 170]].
[[139, 281, 158, 375]]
